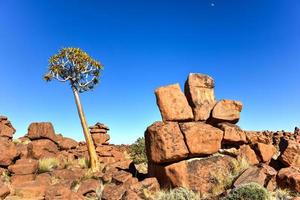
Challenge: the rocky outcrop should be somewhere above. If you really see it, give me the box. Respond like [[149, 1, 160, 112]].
[[145, 72, 299, 197], [90, 122, 110, 146], [27, 122, 57, 142]]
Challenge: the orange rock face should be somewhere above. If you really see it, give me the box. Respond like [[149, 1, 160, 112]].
[[211, 99, 242, 123], [27, 122, 57, 142], [238, 145, 259, 165], [184, 73, 216, 121], [280, 140, 300, 167], [8, 159, 38, 175], [277, 167, 300, 192], [180, 122, 223, 155], [149, 155, 235, 195], [0, 139, 19, 166], [145, 121, 189, 164], [155, 83, 194, 121], [218, 122, 247, 144], [256, 143, 276, 162], [27, 139, 59, 159], [0, 116, 16, 139]]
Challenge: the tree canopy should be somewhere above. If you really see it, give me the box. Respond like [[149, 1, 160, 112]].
[[44, 47, 103, 92]]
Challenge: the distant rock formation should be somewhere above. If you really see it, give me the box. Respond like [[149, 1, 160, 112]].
[[0, 118, 159, 199], [145, 73, 300, 198]]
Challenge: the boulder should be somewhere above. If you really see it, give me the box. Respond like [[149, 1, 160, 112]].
[[102, 183, 126, 200], [237, 145, 259, 165], [184, 73, 215, 121], [255, 143, 276, 163], [149, 155, 235, 195], [112, 170, 133, 184], [145, 121, 189, 164], [0, 139, 19, 166], [92, 133, 110, 146], [0, 181, 10, 199], [45, 184, 84, 200], [277, 167, 300, 192], [246, 131, 273, 144], [0, 117, 16, 138], [234, 165, 277, 190], [8, 159, 38, 175], [218, 123, 247, 144], [58, 137, 78, 150], [11, 174, 36, 186], [211, 99, 242, 124], [27, 139, 58, 159], [180, 122, 223, 155], [155, 83, 194, 121], [77, 179, 102, 196], [280, 140, 300, 167], [27, 122, 57, 142], [12, 180, 47, 199]]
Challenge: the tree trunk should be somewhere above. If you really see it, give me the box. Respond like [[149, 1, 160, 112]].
[[72, 86, 100, 172]]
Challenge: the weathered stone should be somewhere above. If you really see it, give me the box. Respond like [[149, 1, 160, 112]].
[[90, 128, 107, 134], [27, 122, 57, 142], [91, 122, 109, 130], [277, 167, 300, 193], [145, 121, 189, 164], [256, 143, 276, 162], [92, 133, 110, 146], [211, 100, 242, 123], [184, 73, 215, 121], [218, 123, 247, 144], [58, 137, 78, 150], [27, 139, 58, 159], [112, 170, 132, 183], [8, 159, 38, 175], [234, 165, 277, 189], [0, 119, 15, 138], [122, 190, 141, 200], [155, 83, 194, 121], [102, 183, 126, 200], [246, 131, 273, 144], [13, 181, 47, 199], [77, 179, 101, 196], [180, 122, 223, 155], [0, 140, 19, 166], [45, 184, 84, 200], [149, 155, 235, 195], [11, 174, 36, 186], [237, 145, 259, 165], [280, 140, 300, 167], [0, 181, 10, 199]]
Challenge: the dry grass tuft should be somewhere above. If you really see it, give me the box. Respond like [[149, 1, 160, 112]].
[[38, 157, 60, 173]]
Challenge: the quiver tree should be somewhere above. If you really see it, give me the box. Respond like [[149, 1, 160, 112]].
[[44, 47, 103, 172]]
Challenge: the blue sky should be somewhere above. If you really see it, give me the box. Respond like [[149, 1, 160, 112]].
[[0, 0, 299, 144]]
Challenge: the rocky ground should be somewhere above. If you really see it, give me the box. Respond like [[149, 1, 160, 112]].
[[0, 117, 159, 200]]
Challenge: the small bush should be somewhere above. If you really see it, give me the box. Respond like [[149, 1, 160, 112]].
[[78, 157, 90, 169], [129, 137, 147, 164], [223, 183, 270, 200], [156, 187, 200, 200], [38, 157, 60, 173]]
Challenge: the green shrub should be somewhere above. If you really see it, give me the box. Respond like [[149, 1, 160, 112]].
[[129, 137, 147, 164], [156, 187, 200, 200], [223, 183, 270, 200], [38, 157, 60, 173]]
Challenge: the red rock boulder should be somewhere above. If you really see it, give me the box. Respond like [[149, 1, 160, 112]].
[[27, 139, 59, 159], [277, 167, 300, 193], [184, 73, 216, 121], [255, 143, 276, 163], [218, 122, 247, 144], [155, 83, 194, 121], [27, 122, 57, 142], [0, 116, 16, 139], [280, 140, 300, 168], [145, 121, 189, 164], [211, 99, 242, 124], [180, 122, 223, 156], [237, 145, 259, 165], [8, 158, 38, 175], [0, 139, 19, 166]]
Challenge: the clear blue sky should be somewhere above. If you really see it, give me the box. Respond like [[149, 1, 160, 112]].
[[0, 0, 299, 144]]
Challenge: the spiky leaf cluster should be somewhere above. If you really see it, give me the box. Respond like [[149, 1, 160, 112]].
[[44, 47, 103, 92]]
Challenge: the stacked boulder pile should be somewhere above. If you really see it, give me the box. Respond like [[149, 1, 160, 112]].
[[0, 119, 159, 199], [145, 73, 300, 198]]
